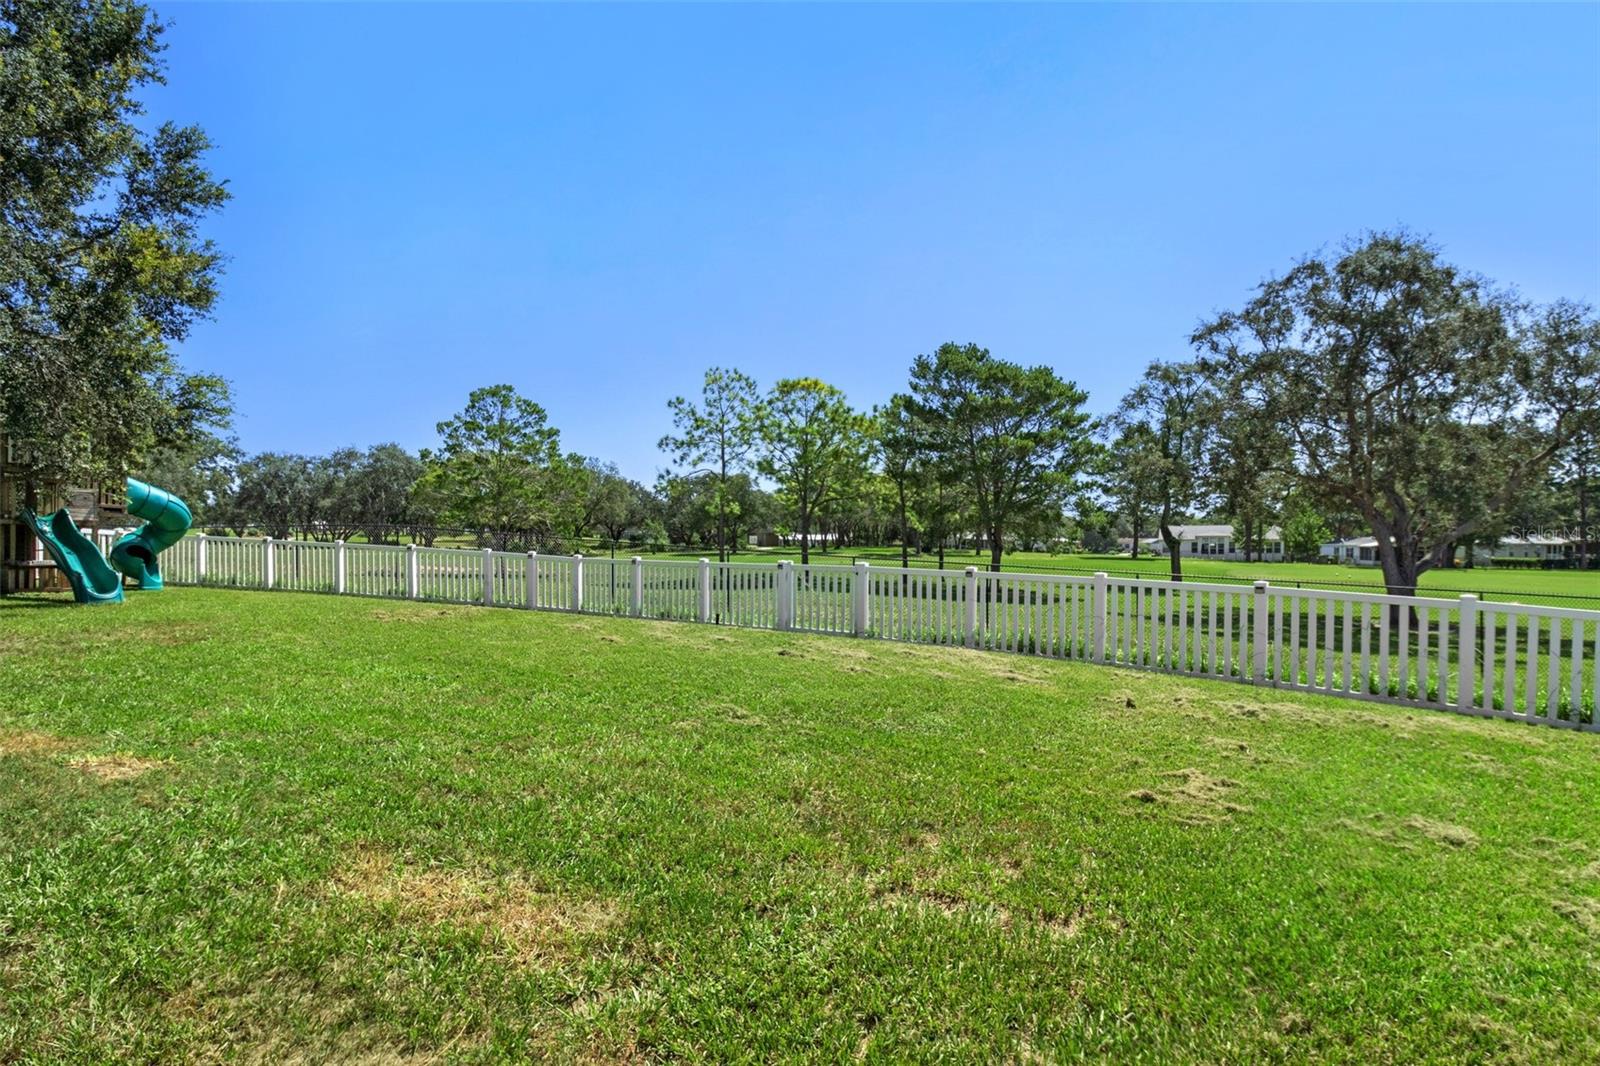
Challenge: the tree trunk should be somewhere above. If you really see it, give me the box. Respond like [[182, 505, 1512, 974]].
[[897, 484, 909, 570], [988, 527, 1003, 573], [1371, 519, 1427, 631], [800, 505, 811, 566], [719, 505, 729, 562], [1160, 499, 1182, 581], [716, 441, 729, 563], [1579, 462, 1591, 570]]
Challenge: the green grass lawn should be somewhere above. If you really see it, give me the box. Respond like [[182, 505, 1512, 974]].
[[4, 589, 1600, 1062]]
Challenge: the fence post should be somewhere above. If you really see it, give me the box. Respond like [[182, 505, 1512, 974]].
[[631, 556, 644, 617], [334, 539, 347, 594], [482, 547, 494, 607], [263, 537, 276, 590], [698, 558, 712, 623], [853, 561, 870, 636], [405, 544, 418, 599], [1093, 572, 1109, 662], [776, 561, 794, 631], [525, 551, 538, 608], [571, 553, 584, 613], [963, 567, 978, 647], [197, 534, 209, 584], [1252, 581, 1269, 684], [1457, 594, 1477, 712]]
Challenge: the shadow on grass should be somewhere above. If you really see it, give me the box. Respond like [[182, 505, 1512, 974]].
[[0, 594, 89, 610]]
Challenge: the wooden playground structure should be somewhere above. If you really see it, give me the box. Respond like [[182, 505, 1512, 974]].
[[0, 431, 127, 594]]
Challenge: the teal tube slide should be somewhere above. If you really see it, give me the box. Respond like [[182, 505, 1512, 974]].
[[16, 507, 125, 605], [110, 478, 192, 591]]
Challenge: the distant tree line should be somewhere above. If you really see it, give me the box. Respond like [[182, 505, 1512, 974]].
[[127, 231, 1600, 600]]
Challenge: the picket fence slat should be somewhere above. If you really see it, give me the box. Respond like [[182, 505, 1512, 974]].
[[155, 536, 1600, 732]]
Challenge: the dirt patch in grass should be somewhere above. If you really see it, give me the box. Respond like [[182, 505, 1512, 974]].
[[1462, 752, 1509, 776], [144, 623, 210, 647], [1205, 736, 1254, 755], [1332, 814, 1417, 851], [370, 607, 463, 622], [1228, 695, 1553, 746], [867, 878, 1115, 940], [1552, 897, 1600, 937], [1445, 1012, 1559, 1065], [1164, 768, 1248, 808], [0, 729, 77, 757], [1402, 815, 1479, 849], [877, 885, 1004, 924], [890, 643, 1054, 685], [636, 621, 745, 650], [1332, 813, 1478, 851], [331, 848, 623, 966], [715, 703, 765, 726], [1128, 768, 1250, 824], [163, 971, 473, 1064], [68, 753, 165, 781]]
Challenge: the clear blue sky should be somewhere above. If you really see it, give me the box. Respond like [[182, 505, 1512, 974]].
[[150, 2, 1600, 482]]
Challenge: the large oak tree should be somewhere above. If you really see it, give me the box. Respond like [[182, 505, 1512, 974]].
[[1193, 233, 1600, 597], [1, 0, 231, 499]]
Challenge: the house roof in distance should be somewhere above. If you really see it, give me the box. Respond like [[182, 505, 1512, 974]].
[[1155, 524, 1284, 541]]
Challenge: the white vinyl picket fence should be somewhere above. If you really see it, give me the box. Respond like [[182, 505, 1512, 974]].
[[159, 535, 1600, 732]]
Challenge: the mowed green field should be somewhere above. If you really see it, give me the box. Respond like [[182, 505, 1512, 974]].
[[4, 589, 1600, 1062], [266, 532, 1600, 606], [661, 546, 1599, 605]]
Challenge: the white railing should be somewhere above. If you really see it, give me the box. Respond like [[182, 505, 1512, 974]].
[[159, 536, 1600, 732]]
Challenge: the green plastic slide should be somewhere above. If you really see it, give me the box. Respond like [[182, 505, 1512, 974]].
[[110, 478, 192, 591], [16, 507, 125, 605]]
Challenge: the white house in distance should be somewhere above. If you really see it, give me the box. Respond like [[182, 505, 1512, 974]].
[[1138, 524, 1284, 561], [1319, 533, 1573, 566], [1487, 535, 1572, 562], [1320, 536, 1381, 565]]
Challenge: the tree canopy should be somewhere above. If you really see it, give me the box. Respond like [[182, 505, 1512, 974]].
[[422, 385, 573, 550], [1193, 232, 1600, 594], [1, 0, 231, 489], [906, 343, 1093, 571], [756, 378, 869, 564], [658, 368, 761, 562], [1107, 361, 1212, 580]]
